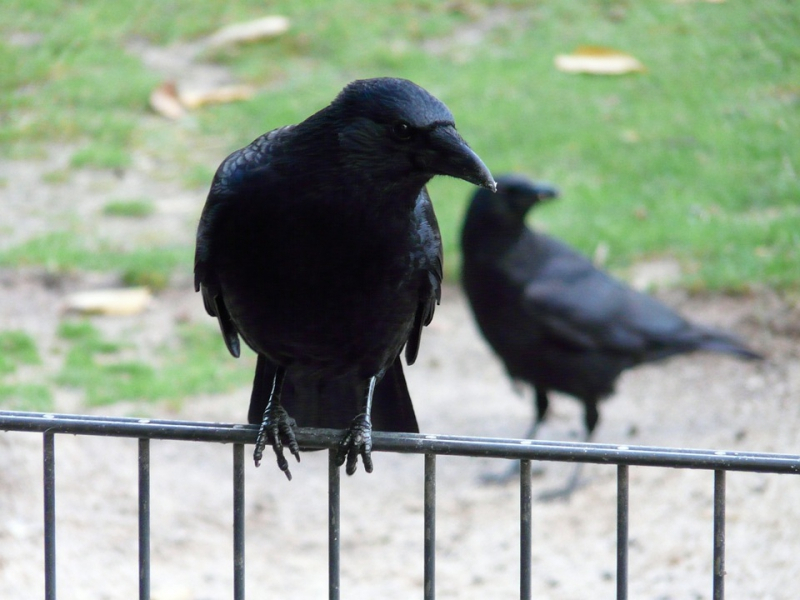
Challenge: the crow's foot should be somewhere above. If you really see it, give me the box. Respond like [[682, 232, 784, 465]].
[[536, 479, 588, 503], [336, 413, 373, 475], [253, 404, 300, 479], [536, 464, 588, 502], [480, 460, 545, 486]]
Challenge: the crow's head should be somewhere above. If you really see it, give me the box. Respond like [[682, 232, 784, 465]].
[[331, 78, 495, 192], [470, 173, 559, 224]]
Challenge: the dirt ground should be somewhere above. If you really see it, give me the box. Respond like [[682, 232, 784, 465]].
[[1, 149, 800, 599]]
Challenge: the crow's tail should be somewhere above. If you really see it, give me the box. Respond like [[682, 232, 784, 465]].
[[247, 355, 419, 433], [696, 328, 763, 361], [371, 357, 419, 433]]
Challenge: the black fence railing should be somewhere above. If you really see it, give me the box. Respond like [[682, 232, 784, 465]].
[[2, 409, 799, 600]]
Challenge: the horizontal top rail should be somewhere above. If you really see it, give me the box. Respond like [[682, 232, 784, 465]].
[[2, 410, 799, 474]]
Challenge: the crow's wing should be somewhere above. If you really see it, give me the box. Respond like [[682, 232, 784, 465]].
[[405, 188, 443, 365], [193, 127, 293, 359], [520, 235, 693, 355]]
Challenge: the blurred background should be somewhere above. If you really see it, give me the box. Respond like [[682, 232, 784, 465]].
[[1, 0, 797, 414], [1, 2, 799, 598]]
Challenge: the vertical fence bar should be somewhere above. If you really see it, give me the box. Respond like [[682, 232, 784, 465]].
[[520, 460, 532, 600], [328, 450, 340, 600], [616, 465, 629, 600], [233, 443, 245, 600], [43, 432, 56, 600], [424, 454, 436, 600], [713, 470, 726, 600], [138, 439, 150, 600]]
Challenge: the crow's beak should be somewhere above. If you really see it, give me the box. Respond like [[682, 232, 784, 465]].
[[532, 182, 559, 201], [425, 125, 496, 192]]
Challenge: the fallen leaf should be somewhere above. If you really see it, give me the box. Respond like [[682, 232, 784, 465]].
[[65, 287, 152, 316], [178, 84, 256, 109], [629, 259, 682, 291], [620, 129, 640, 143], [204, 16, 290, 49], [593, 241, 610, 267], [555, 46, 645, 75], [754, 246, 773, 258], [149, 81, 256, 118], [149, 81, 185, 119]]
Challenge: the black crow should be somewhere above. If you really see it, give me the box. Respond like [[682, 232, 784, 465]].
[[195, 78, 495, 479], [461, 174, 762, 498]]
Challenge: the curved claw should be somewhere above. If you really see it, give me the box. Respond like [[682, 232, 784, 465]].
[[253, 405, 299, 479], [336, 413, 373, 475]]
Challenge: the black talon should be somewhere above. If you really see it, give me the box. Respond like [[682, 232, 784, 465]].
[[254, 404, 298, 477], [252, 365, 299, 478], [337, 412, 373, 475]]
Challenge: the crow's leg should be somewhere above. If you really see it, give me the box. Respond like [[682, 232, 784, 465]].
[[481, 386, 548, 484], [253, 366, 300, 479], [537, 411, 598, 502], [336, 375, 376, 475], [526, 385, 550, 442]]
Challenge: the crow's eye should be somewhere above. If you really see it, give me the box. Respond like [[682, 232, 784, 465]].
[[392, 121, 413, 141]]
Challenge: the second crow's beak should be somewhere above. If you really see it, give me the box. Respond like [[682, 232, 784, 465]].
[[532, 182, 559, 201], [424, 125, 496, 192]]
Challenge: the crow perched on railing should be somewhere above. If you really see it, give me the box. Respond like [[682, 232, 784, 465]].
[[195, 78, 495, 479], [461, 174, 762, 499]]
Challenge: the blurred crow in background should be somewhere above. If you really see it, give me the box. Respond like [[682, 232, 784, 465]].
[[195, 77, 495, 479], [461, 174, 762, 498]]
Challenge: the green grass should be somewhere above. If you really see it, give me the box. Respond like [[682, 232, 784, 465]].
[[103, 198, 155, 218], [0, 331, 52, 411], [0, 319, 252, 411], [1, 1, 797, 411], [41, 169, 71, 185], [0, 330, 41, 375], [3, 0, 797, 289], [0, 384, 54, 412], [0, 232, 188, 288], [55, 319, 254, 407]]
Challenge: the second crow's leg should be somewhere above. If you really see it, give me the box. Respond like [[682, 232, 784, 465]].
[[481, 386, 549, 484], [537, 403, 599, 501]]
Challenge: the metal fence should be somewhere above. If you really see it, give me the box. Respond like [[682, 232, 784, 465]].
[[2, 409, 799, 600]]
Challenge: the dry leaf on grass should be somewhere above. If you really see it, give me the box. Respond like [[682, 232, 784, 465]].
[[204, 16, 290, 49], [178, 85, 256, 109], [147, 15, 289, 118], [149, 81, 185, 120], [65, 287, 152, 316], [555, 45, 645, 75], [149, 81, 256, 117]]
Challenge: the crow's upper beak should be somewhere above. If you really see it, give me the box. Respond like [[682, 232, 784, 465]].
[[532, 182, 559, 201], [425, 125, 496, 192]]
